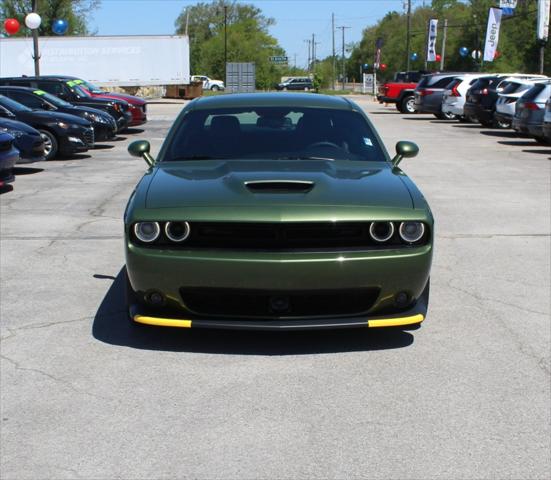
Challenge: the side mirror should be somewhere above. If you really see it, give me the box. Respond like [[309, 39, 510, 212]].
[[391, 141, 419, 166], [128, 140, 155, 167]]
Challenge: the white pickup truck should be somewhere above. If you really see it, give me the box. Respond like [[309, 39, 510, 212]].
[[191, 75, 225, 91]]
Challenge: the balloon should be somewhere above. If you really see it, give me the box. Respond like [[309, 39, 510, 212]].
[[4, 18, 20, 35], [25, 12, 41, 30], [494, 50, 501, 59], [52, 19, 68, 35], [411, 52, 418, 61], [379, 63, 387, 71], [435, 54, 442, 62], [459, 46, 469, 57], [471, 50, 481, 60]]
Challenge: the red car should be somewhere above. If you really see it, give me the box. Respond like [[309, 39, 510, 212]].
[[45, 76, 147, 127]]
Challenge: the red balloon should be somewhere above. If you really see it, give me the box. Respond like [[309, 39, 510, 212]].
[[380, 63, 387, 71], [435, 54, 442, 62], [4, 18, 20, 35], [494, 50, 501, 59]]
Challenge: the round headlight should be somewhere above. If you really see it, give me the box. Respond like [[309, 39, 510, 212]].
[[369, 221, 395, 242], [165, 221, 190, 242], [399, 222, 425, 243], [134, 222, 160, 243]]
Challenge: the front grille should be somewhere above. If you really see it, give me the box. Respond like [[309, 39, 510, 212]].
[[0, 139, 11, 152], [32, 140, 45, 156], [83, 128, 94, 146], [180, 287, 380, 318], [134, 221, 430, 251]]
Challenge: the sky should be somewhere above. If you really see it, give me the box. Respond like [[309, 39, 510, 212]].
[[89, 0, 412, 70]]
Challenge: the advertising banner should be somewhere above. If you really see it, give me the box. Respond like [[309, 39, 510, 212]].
[[537, 0, 550, 41], [426, 18, 438, 62], [499, 0, 517, 16], [483, 8, 503, 62]]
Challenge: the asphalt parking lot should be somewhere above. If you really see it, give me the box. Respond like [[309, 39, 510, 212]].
[[1, 97, 549, 480]]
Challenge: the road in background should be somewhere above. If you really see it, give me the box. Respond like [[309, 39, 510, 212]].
[[1, 97, 549, 479]]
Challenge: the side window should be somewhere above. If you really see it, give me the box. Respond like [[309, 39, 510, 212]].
[[433, 77, 455, 88], [9, 91, 43, 108], [36, 82, 62, 95]]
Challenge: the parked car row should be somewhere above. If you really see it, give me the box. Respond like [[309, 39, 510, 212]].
[[408, 71, 550, 143], [0, 75, 148, 189]]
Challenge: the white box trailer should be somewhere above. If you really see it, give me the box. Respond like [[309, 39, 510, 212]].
[[0, 35, 189, 87]]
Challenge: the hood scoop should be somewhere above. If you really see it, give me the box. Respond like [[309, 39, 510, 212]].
[[245, 180, 314, 194]]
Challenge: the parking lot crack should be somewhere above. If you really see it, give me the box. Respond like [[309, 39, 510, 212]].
[[0, 354, 109, 400], [446, 279, 550, 375]]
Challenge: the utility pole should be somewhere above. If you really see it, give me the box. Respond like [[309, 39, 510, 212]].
[[440, 18, 448, 70], [312, 33, 316, 71], [424, 19, 429, 70], [224, 5, 228, 84], [406, 0, 411, 71], [540, 44, 545, 75], [32, 0, 40, 76], [337, 26, 350, 90], [305, 39, 311, 71], [332, 13, 336, 90]]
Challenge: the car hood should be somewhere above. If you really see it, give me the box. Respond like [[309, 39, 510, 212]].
[[145, 160, 413, 210], [91, 91, 145, 105], [16, 110, 91, 126], [0, 117, 40, 135]]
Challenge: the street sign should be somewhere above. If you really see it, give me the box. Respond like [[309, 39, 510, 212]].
[[269, 56, 288, 65]]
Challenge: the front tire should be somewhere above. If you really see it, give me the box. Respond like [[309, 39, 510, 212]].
[[210, 85, 220, 91], [39, 130, 58, 160]]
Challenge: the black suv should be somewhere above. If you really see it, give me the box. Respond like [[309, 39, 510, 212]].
[[464, 75, 508, 127], [0, 77, 132, 132], [0, 86, 117, 142]]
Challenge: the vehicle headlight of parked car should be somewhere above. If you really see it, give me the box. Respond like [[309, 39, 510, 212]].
[[84, 112, 108, 124], [0, 128, 24, 138]]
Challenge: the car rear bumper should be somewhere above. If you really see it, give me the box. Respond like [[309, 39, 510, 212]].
[[464, 103, 493, 124], [377, 95, 397, 104], [494, 112, 512, 125]]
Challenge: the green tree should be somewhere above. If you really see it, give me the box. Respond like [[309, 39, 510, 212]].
[[175, 0, 286, 89], [347, 0, 550, 79], [1, 0, 100, 36]]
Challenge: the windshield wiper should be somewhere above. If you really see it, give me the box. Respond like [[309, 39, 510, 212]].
[[170, 155, 229, 161], [276, 156, 335, 161]]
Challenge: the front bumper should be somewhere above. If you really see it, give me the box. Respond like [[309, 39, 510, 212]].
[[128, 104, 147, 126], [93, 122, 117, 141], [58, 126, 94, 154], [126, 242, 433, 330]]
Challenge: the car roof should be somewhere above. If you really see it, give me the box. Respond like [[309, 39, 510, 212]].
[[190, 93, 355, 111], [0, 85, 39, 92]]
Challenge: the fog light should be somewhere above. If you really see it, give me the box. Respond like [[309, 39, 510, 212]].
[[68, 136, 84, 144], [394, 291, 409, 308], [147, 291, 165, 305]]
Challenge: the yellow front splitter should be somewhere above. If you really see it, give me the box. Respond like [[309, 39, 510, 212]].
[[367, 313, 424, 328], [132, 312, 424, 330], [134, 314, 192, 328]]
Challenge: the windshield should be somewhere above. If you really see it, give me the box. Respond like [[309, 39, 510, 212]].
[[70, 85, 91, 98], [164, 107, 386, 162], [82, 81, 103, 94], [34, 90, 73, 108], [0, 95, 32, 113]]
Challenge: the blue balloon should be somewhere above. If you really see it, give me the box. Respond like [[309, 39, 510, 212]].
[[52, 19, 68, 35], [459, 46, 469, 57], [411, 52, 418, 61]]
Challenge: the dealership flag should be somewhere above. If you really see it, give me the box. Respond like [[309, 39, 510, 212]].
[[483, 8, 503, 62], [537, 0, 550, 41], [426, 19, 438, 62], [499, 0, 517, 16]]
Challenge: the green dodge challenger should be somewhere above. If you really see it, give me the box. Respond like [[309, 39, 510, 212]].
[[124, 93, 433, 330]]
